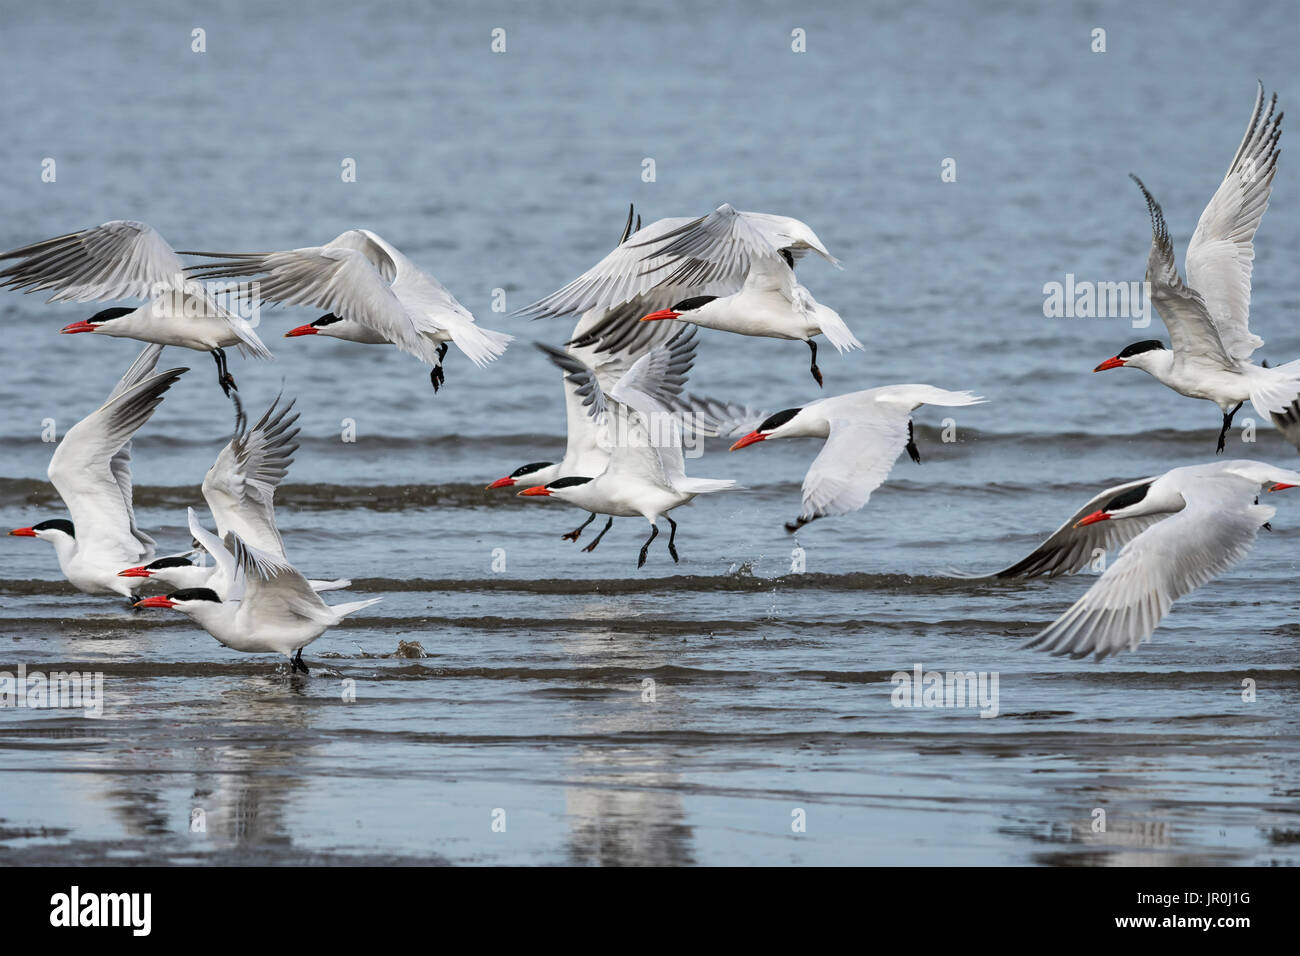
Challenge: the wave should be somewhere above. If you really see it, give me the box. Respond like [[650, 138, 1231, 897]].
[[0, 569, 995, 596], [3, 424, 1295, 455], [0, 477, 536, 511]]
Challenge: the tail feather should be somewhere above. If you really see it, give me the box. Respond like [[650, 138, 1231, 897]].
[[673, 477, 737, 495], [1247, 359, 1300, 418], [308, 577, 352, 592], [876, 384, 987, 409], [446, 322, 514, 367], [815, 304, 864, 353], [329, 596, 382, 622]]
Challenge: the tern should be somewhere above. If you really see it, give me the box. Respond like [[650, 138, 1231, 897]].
[[515, 203, 862, 386], [516, 333, 739, 567], [183, 229, 512, 391], [488, 208, 679, 501], [1094, 86, 1300, 452], [974, 460, 1300, 660], [729, 385, 985, 531], [0, 220, 270, 396], [135, 531, 381, 674], [8, 345, 187, 597], [488, 208, 761, 546], [116, 394, 350, 594]]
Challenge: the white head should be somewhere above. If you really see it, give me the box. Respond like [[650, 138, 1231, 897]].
[[637, 295, 721, 324], [516, 475, 595, 504], [8, 518, 77, 559], [486, 461, 561, 492], [286, 313, 348, 339], [117, 555, 203, 589], [728, 407, 813, 449], [59, 306, 137, 337], [1093, 339, 1171, 376], [1072, 480, 1163, 527], [134, 587, 224, 621]]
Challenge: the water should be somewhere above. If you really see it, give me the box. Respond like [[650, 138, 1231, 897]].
[[0, 0, 1297, 865]]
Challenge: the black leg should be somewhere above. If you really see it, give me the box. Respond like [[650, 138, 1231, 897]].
[[211, 348, 237, 398], [665, 516, 679, 563], [785, 513, 819, 534], [637, 523, 659, 569], [581, 517, 613, 552], [429, 344, 450, 392], [1216, 402, 1243, 454], [562, 513, 596, 542], [806, 339, 823, 388], [906, 419, 921, 464], [291, 647, 309, 675]]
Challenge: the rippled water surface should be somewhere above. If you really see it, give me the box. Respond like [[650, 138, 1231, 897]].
[[0, 0, 1297, 865]]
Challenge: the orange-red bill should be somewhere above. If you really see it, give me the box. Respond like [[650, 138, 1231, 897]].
[[117, 565, 152, 578], [1093, 357, 1125, 372], [1269, 482, 1296, 492], [639, 309, 680, 323], [284, 324, 318, 337], [485, 477, 516, 490], [518, 486, 551, 497], [1074, 510, 1110, 527], [729, 431, 766, 451], [60, 321, 97, 335], [133, 596, 176, 609], [8, 527, 36, 537]]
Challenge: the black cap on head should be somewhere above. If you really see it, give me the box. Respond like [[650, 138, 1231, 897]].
[[1103, 482, 1152, 513], [88, 307, 134, 325], [147, 556, 195, 570], [1118, 340, 1166, 358], [510, 461, 554, 478], [670, 295, 718, 313], [167, 587, 221, 604], [757, 408, 800, 434], [314, 313, 344, 327], [32, 518, 74, 537], [548, 476, 593, 489]]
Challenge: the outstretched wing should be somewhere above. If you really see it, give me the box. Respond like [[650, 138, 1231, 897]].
[[514, 213, 737, 319], [49, 352, 187, 566], [631, 203, 840, 292], [187, 238, 442, 367], [974, 475, 1171, 579], [356, 230, 513, 367], [227, 532, 335, 626], [1184, 83, 1281, 362], [203, 394, 300, 556], [537, 325, 699, 423], [1024, 479, 1271, 660], [796, 415, 911, 525], [0, 220, 185, 301], [1131, 175, 1239, 370]]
